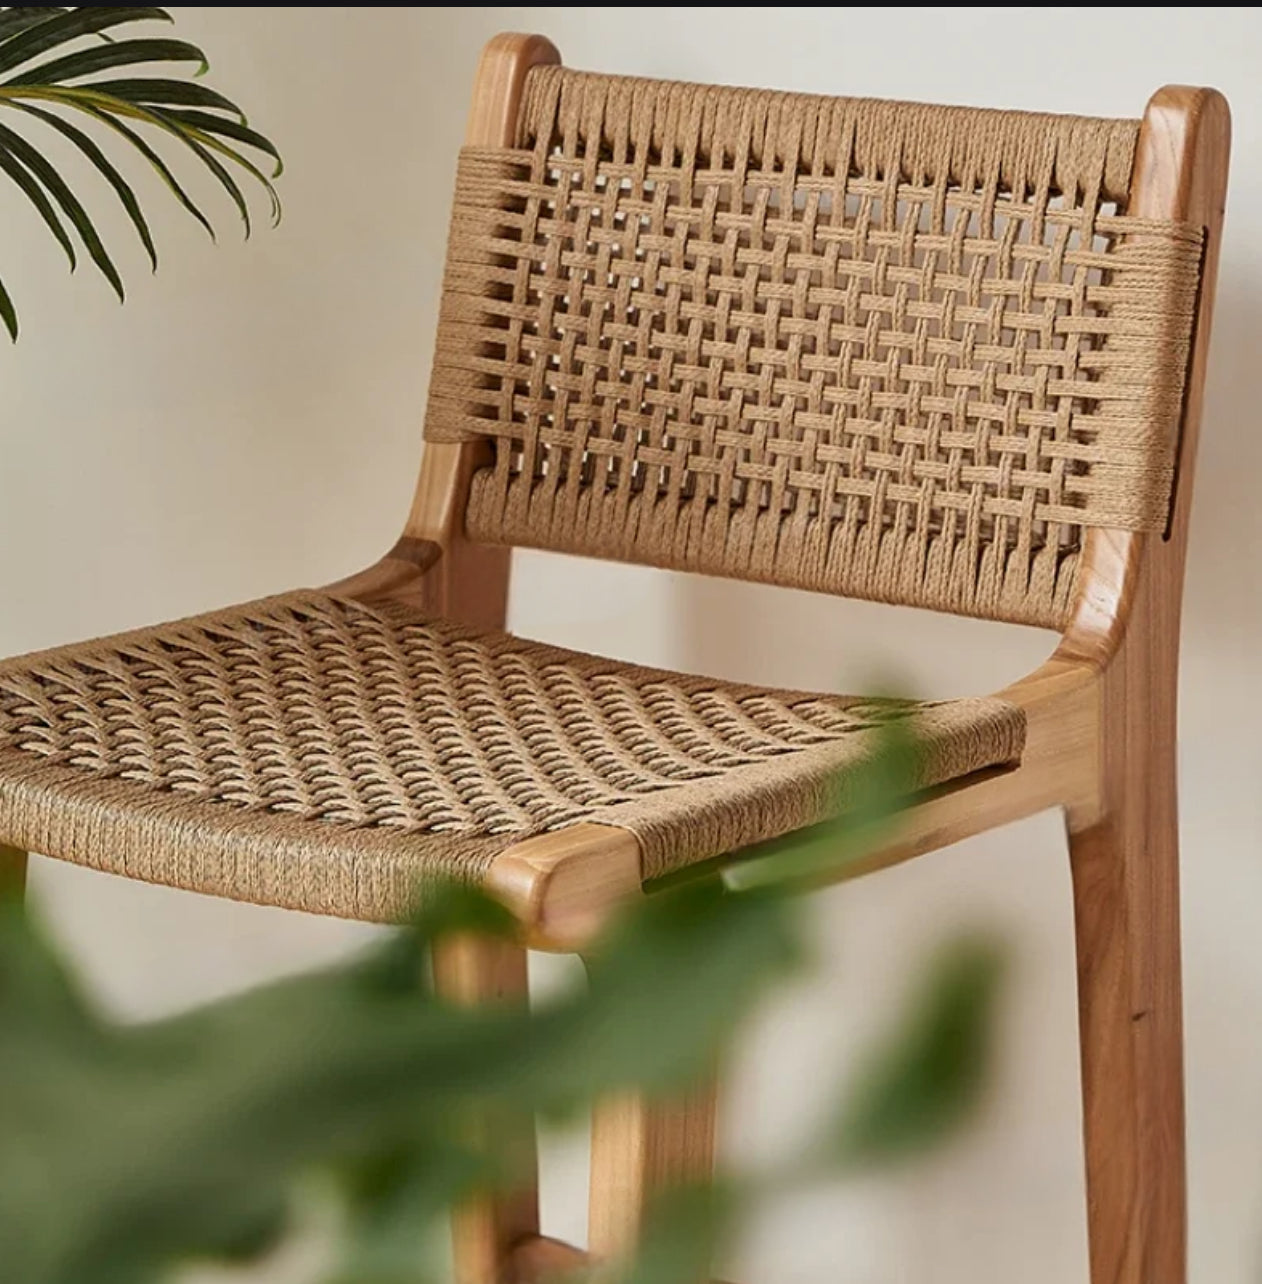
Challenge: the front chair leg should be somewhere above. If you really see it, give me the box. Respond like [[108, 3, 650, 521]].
[[432, 934, 539, 1284], [1068, 706, 1185, 1284], [588, 1078, 718, 1261]]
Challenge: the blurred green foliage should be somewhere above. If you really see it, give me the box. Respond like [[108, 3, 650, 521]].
[[0, 13, 1007, 1281], [0, 721, 1006, 1284]]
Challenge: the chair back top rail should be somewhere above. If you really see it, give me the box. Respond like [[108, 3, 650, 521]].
[[424, 62, 1206, 631]]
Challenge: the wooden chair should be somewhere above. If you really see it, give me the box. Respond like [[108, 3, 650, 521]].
[[0, 33, 1227, 1284]]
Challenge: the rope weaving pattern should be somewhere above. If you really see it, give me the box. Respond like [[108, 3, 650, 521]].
[[0, 593, 1022, 908], [427, 68, 1204, 627]]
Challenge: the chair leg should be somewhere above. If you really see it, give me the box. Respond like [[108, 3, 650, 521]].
[[432, 935, 539, 1284], [1067, 734, 1185, 1284], [588, 1078, 718, 1260], [0, 844, 27, 900]]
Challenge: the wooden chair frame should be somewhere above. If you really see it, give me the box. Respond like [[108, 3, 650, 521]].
[[4, 32, 1228, 1284], [385, 36, 1227, 1284]]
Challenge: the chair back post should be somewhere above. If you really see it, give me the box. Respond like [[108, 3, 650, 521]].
[[403, 33, 558, 627], [336, 33, 559, 624], [1060, 86, 1230, 673], [1063, 86, 1229, 1284], [403, 35, 561, 1284]]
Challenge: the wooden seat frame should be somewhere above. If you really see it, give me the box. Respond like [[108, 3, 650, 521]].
[[2, 32, 1228, 1284]]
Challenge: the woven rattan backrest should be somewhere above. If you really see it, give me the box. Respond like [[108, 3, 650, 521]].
[[424, 66, 1204, 628]]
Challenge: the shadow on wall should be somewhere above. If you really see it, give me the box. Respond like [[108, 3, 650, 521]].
[[1181, 276, 1262, 667]]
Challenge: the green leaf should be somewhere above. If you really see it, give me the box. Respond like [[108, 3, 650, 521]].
[[720, 705, 923, 894], [0, 11, 281, 335], [0, 10, 69, 43], [519, 878, 804, 1112], [323, 1141, 486, 1284], [49, 89, 272, 233], [0, 9, 171, 80], [81, 75, 246, 119], [0, 901, 100, 1041], [0, 850, 24, 901], [4, 37, 208, 88], [409, 877, 520, 947], [177, 126, 252, 235], [0, 271, 17, 340], [0, 879, 535, 1282], [0, 865, 802, 1283], [0, 955, 464, 1280], [830, 934, 1007, 1169], [615, 1180, 737, 1284], [0, 117, 123, 299], [153, 108, 281, 225], [8, 101, 157, 269], [153, 106, 282, 175], [0, 84, 278, 235], [0, 141, 76, 270], [68, 96, 216, 240]]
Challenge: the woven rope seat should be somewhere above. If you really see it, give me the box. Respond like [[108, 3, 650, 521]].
[[0, 591, 1022, 919]]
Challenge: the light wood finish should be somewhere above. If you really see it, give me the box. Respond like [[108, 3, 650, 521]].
[[710, 653, 1101, 893], [330, 41, 1222, 1282], [329, 30, 560, 628], [0, 23, 1216, 1283], [389, 34, 559, 1284], [459, 33, 560, 158], [432, 933, 539, 1284], [0, 843, 26, 900], [588, 1077, 719, 1261], [484, 654, 1099, 947], [1065, 87, 1230, 1284], [507, 1235, 588, 1283], [489, 823, 642, 953], [443, 67, 1226, 1284], [508, 1235, 738, 1284], [329, 441, 509, 628]]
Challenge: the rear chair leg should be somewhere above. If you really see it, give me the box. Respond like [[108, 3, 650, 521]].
[[588, 1078, 718, 1260], [432, 935, 539, 1284], [1068, 712, 1185, 1284]]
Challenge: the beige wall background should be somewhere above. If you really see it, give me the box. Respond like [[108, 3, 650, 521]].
[[7, 7, 1261, 1282]]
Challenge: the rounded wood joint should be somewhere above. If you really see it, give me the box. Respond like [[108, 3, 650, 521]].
[[487, 823, 643, 953], [465, 32, 561, 149]]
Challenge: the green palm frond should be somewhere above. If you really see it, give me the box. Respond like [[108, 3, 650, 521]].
[[0, 6, 280, 339]]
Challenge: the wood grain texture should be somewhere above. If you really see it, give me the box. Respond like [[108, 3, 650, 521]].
[[716, 653, 1100, 894], [486, 654, 1098, 952], [329, 31, 559, 627], [432, 932, 539, 1284], [588, 1077, 719, 1263], [413, 35, 560, 1284], [394, 33, 557, 630], [508, 1234, 738, 1284], [488, 823, 642, 953], [323, 44, 1225, 1282], [506, 1235, 588, 1283], [1066, 86, 1229, 1284]]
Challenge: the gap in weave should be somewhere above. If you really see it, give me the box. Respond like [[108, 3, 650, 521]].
[[484, 121, 1155, 578]]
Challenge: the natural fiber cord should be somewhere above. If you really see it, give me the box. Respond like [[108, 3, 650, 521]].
[[426, 67, 1205, 627], [0, 68, 1207, 919], [0, 593, 1021, 915]]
